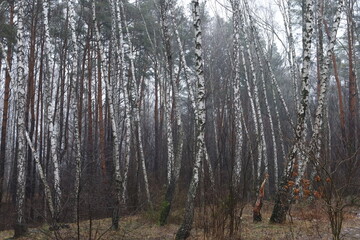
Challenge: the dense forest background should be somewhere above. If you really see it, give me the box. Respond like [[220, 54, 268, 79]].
[[0, 0, 359, 239]]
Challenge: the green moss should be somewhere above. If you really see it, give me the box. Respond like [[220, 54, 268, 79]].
[[159, 200, 171, 226]]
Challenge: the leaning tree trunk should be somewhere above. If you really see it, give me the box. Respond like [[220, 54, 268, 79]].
[[270, 0, 314, 224], [176, 1, 205, 239], [240, 7, 267, 183], [4, 50, 56, 226], [25, 132, 55, 220], [255, 40, 278, 189], [14, 0, 28, 236], [246, 5, 278, 189]]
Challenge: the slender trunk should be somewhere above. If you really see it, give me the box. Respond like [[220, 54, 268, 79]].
[[25, 132, 55, 220], [93, 0, 122, 228], [230, 0, 243, 188], [316, 0, 324, 98], [68, 0, 83, 223], [113, 0, 131, 205], [239, 35, 260, 181], [43, 0, 61, 219], [308, 0, 344, 171], [270, 0, 314, 224], [14, 0, 28, 236], [0, 3, 14, 209], [86, 30, 94, 169], [160, 0, 175, 186], [176, 1, 205, 238], [347, 0, 357, 155], [246, 6, 278, 190], [119, 0, 152, 208], [25, 1, 38, 219], [97, 47, 107, 179], [240, 8, 266, 182], [159, 1, 185, 225]]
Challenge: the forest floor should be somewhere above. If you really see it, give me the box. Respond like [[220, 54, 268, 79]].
[[0, 201, 359, 240]]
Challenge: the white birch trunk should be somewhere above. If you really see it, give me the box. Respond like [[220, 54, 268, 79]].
[[240, 9, 267, 180], [231, 0, 243, 186], [271, 85, 285, 187], [310, 0, 344, 159], [93, 0, 123, 227], [14, 0, 27, 235], [25, 131, 55, 219], [160, 1, 175, 185], [176, 1, 206, 238], [43, 0, 62, 218], [113, 0, 131, 205], [249, 21, 278, 189], [239, 39, 260, 179], [296, 0, 344, 185], [119, 0, 152, 208], [270, 0, 315, 224], [279, 0, 300, 108], [67, 0, 83, 222], [264, 56, 294, 128], [165, 78, 174, 187]]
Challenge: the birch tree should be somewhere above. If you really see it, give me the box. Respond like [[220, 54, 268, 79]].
[[119, 0, 152, 209], [25, 132, 55, 220], [14, 0, 28, 236], [113, 0, 131, 205], [270, 0, 314, 224], [247, 9, 278, 191], [176, 1, 206, 238], [239, 5, 267, 183], [67, 0, 83, 223], [230, 0, 243, 190], [43, 0, 62, 219], [308, 0, 344, 175]]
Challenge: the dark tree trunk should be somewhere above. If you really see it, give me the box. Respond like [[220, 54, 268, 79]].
[[0, 3, 14, 210]]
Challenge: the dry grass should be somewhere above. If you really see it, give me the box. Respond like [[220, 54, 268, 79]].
[[0, 201, 359, 240]]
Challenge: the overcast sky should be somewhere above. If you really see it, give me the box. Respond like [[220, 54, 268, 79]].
[[177, 0, 288, 56]]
